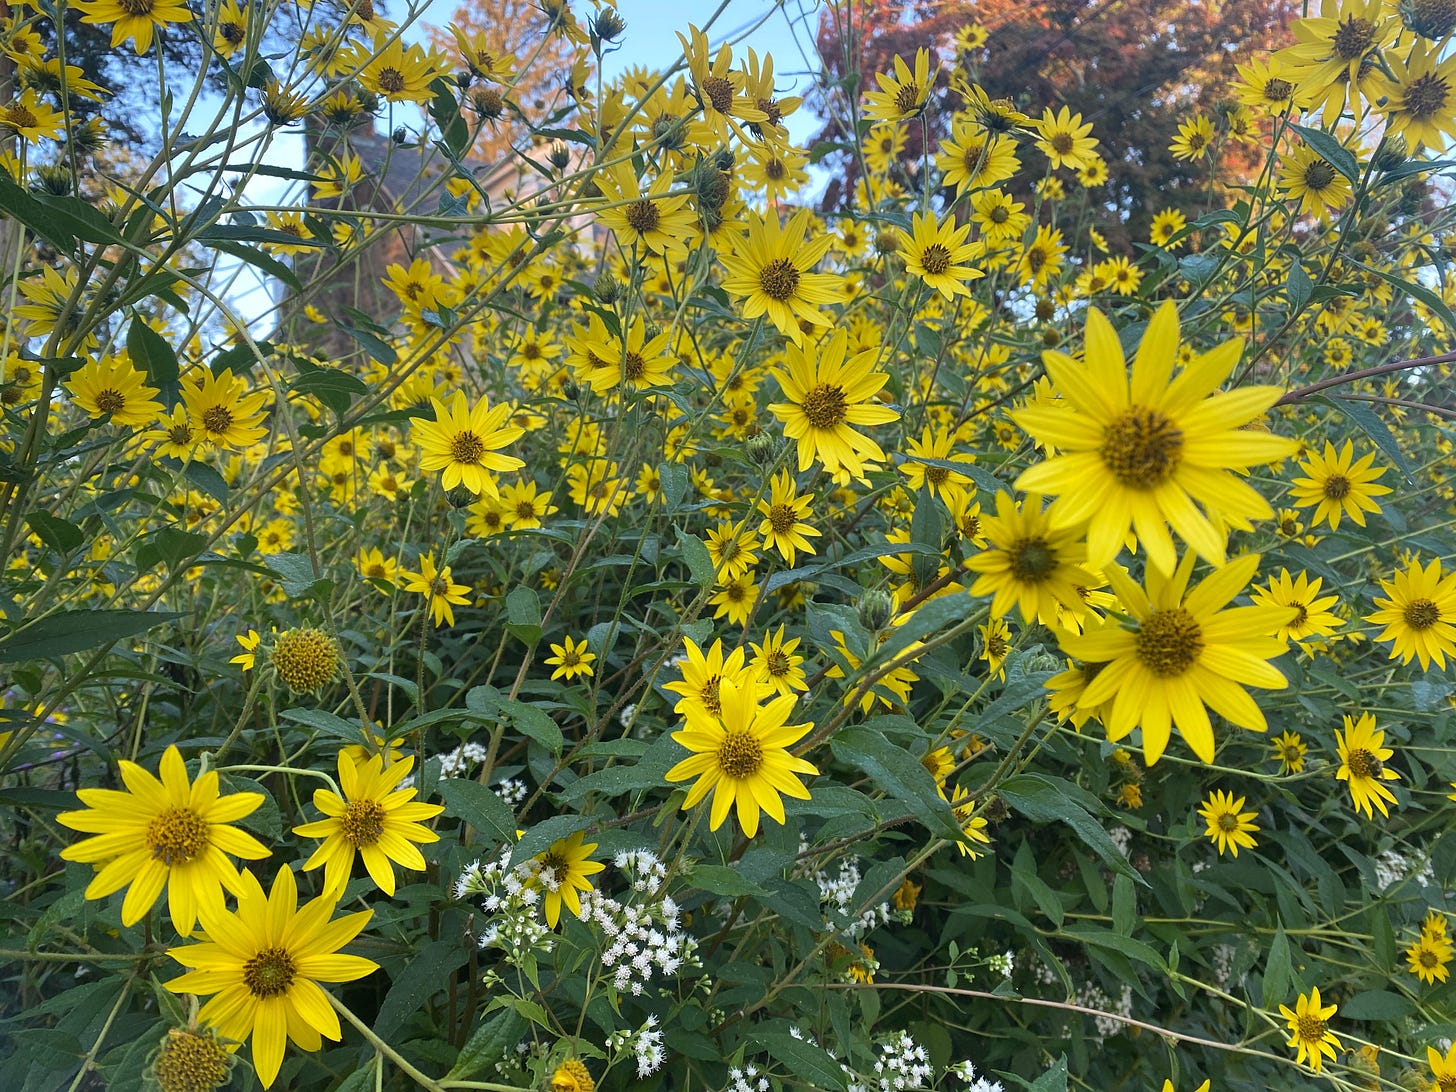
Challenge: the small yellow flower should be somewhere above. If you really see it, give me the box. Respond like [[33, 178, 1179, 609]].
[[545, 635, 596, 681], [1279, 986, 1341, 1072], [230, 629, 261, 671]]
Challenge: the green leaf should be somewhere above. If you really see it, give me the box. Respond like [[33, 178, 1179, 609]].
[[263, 551, 329, 598], [289, 363, 368, 418], [436, 778, 516, 846], [373, 938, 470, 1040], [998, 773, 1141, 883], [1059, 925, 1166, 972], [0, 609, 183, 662], [830, 724, 962, 841], [500, 698, 563, 756], [134, 526, 207, 573], [182, 462, 230, 504], [26, 512, 84, 554], [1028, 1056, 1069, 1092], [211, 239, 300, 293], [0, 173, 75, 250], [1263, 924, 1292, 1008], [1313, 395, 1416, 484], [691, 863, 770, 898], [127, 316, 179, 394], [505, 586, 542, 646], [510, 813, 592, 867], [758, 1032, 847, 1090], [446, 1007, 527, 1081], [1112, 873, 1135, 936], [674, 525, 715, 589], [1286, 260, 1313, 312], [1340, 989, 1413, 1020], [1289, 123, 1359, 182], [279, 708, 367, 746]]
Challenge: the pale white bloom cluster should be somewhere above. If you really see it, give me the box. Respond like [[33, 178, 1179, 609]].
[[725, 1063, 770, 1092], [494, 777, 528, 806], [985, 950, 1014, 979], [453, 848, 554, 962], [869, 1031, 934, 1090], [437, 741, 490, 777], [577, 884, 696, 995], [607, 1015, 665, 1078], [800, 842, 891, 937], [1108, 826, 1132, 855], [1374, 847, 1435, 891], [1077, 981, 1133, 1040], [949, 1059, 1005, 1092]]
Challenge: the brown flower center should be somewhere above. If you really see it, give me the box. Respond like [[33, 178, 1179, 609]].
[[717, 729, 764, 778], [1303, 161, 1337, 191], [94, 389, 126, 414], [801, 383, 848, 430], [893, 82, 920, 114], [758, 257, 800, 301], [243, 946, 297, 999], [1217, 813, 1239, 832], [1346, 747, 1380, 778], [1264, 77, 1294, 102], [201, 406, 234, 435], [1404, 597, 1440, 629], [1008, 537, 1056, 582], [376, 68, 406, 94], [1049, 132, 1074, 155], [341, 799, 386, 847], [1322, 473, 1351, 500], [1403, 72, 1451, 119], [623, 351, 646, 381], [768, 503, 796, 535], [919, 243, 952, 276], [624, 199, 659, 234], [147, 806, 210, 865], [1136, 608, 1204, 677], [702, 75, 734, 114], [1296, 1014, 1327, 1043], [1332, 16, 1377, 60], [1101, 407, 1184, 488], [766, 650, 791, 677], [450, 430, 485, 465]]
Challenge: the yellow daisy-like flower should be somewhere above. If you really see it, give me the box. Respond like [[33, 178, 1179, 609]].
[[1429, 1043, 1456, 1091], [1335, 711, 1400, 819], [595, 161, 697, 257], [399, 552, 472, 627], [1279, 142, 1353, 221], [352, 32, 441, 104], [1288, 439, 1392, 530], [964, 491, 1096, 625], [1060, 552, 1294, 765], [0, 89, 64, 142], [756, 469, 821, 567], [165, 865, 378, 1089], [413, 390, 525, 497], [74, 0, 194, 54], [664, 637, 759, 719], [1169, 115, 1216, 161], [544, 635, 596, 681], [768, 327, 900, 484], [1271, 729, 1308, 773], [1196, 789, 1259, 857], [664, 677, 818, 838], [65, 355, 164, 428], [710, 571, 760, 626], [1373, 39, 1456, 150], [294, 753, 443, 896], [1250, 568, 1343, 645], [531, 830, 605, 928], [1011, 300, 1294, 575], [1366, 556, 1456, 671], [180, 367, 271, 451], [1150, 209, 1188, 248], [864, 48, 936, 122], [1280, 0, 1393, 88], [936, 126, 1019, 196], [895, 211, 982, 300], [705, 520, 761, 584], [550, 1057, 596, 1092], [1406, 930, 1454, 985], [947, 784, 993, 858], [1034, 106, 1099, 171], [719, 208, 842, 344], [750, 624, 808, 697], [57, 745, 269, 933], [1279, 986, 1341, 1073]]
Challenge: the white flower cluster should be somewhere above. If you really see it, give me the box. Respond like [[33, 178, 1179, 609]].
[[577, 881, 696, 995], [985, 950, 1014, 979], [453, 847, 554, 963], [949, 1059, 1005, 1092], [1077, 980, 1133, 1040], [1374, 847, 1436, 891], [437, 741, 489, 777], [725, 1063, 770, 1092], [801, 844, 891, 938], [868, 1031, 933, 1090], [607, 1015, 665, 1078]]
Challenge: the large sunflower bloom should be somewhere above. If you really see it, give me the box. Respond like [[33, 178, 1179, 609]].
[[1365, 556, 1456, 671], [768, 327, 900, 484], [294, 753, 444, 896], [718, 208, 842, 344], [74, 0, 193, 54], [664, 677, 818, 837], [964, 491, 1096, 624], [1011, 300, 1295, 575], [166, 866, 378, 1088], [58, 745, 269, 933], [413, 390, 525, 496], [1060, 552, 1294, 765]]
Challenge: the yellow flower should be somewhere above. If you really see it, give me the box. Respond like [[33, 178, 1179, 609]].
[[947, 784, 993, 858], [65, 356, 163, 427], [1169, 115, 1216, 161], [1034, 106, 1099, 170], [964, 492, 1095, 625], [756, 469, 821, 567], [399, 552, 471, 627], [1279, 986, 1341, 1073], [1279, 142, 1353, 221], [1429, 1043, 1456, 1092], [413, 390, 525, 497], [0, 89, 64, 142], [165, 866, 378, 1088], [1012, 300, 1294, 575], [595, 162, 697, 256], [1335, 711, 1400, 819], [351, 32, 442, 104], [1406, 930, 1454, 985], [768, 327, 900, 484], [1060, 553, 1293, 765], [1197, 789, 1259, 856], [710, 571, 760, 626], [719, 208, 842, 344], [1365, 556, 1456, 671], [57, 745, 269, 933], [550, 1057, 596, 1092], [750, 625, 808, 697], [664, 677, 818, 838], [531, 830, 605, 928], [75, 0, 194, 54], [864, 48, 936, 122], [180, 368, 270, 451], [895, 211, 983, 300], [544, 635, 596, 681], [1150, 209, 1188, 248], [294, 753, 442, 896], [1373, 40, 1456, 150], [1270, 730, 1307, 773], [936, 126, 1019, 195], [1250, 568, 1343, 645], [356, 547, 399, 586]]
